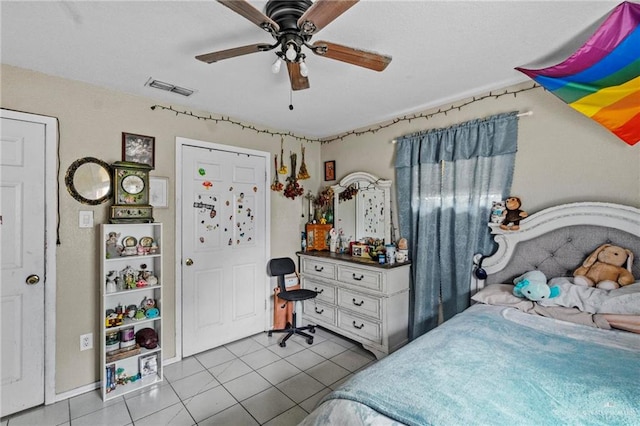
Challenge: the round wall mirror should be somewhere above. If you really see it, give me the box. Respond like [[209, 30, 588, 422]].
[[65, 157, 112, 205]]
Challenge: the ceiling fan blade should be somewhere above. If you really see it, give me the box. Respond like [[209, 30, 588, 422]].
[[297, 0, 359, 35], [217, 0, 279, 32], [196, 43, 270, 63], [312, 41, 392, 71], [286, 62, 310, 91]]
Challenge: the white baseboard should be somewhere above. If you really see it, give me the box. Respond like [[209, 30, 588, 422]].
[[54, 381, 99, 403], [52, 357, 180, 403]]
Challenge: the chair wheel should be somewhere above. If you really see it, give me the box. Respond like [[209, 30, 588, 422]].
[[309, 327, 316, 334], [279, 341, 286, 348], [268, 331, 273, 337], [306, 338, 313, 345]]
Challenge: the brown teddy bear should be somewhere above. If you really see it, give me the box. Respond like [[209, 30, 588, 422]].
[[500, 196, 528, 231], [573, 244, 635, 290]]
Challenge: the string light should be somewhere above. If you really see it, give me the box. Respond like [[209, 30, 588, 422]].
[[150, 84, 540, 144]]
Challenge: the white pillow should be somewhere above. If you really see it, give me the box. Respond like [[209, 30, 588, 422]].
[[471, 284, 532, 308]]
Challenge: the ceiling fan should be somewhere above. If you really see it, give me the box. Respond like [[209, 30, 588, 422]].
[[196, 0, 392, 91]]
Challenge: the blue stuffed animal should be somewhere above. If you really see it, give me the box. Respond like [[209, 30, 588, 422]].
[[513, 270, 560, 301]]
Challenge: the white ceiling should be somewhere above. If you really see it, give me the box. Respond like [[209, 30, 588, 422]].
[[1, 1, 621, 139]]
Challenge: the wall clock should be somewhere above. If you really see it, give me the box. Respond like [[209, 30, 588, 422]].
[[110, 161, 154, 223]]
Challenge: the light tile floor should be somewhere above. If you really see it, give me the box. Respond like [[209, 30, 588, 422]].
[[2, 327, 376, 426]]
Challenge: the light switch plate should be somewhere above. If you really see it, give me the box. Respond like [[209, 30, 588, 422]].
[[79, 211, 94, 228]]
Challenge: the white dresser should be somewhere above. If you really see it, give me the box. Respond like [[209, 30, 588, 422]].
[[298, 252, 410, 359]]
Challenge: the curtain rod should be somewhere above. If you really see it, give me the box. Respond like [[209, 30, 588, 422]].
[[391, 111, 533, 144]]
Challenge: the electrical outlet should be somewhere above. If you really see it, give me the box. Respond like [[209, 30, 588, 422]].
[[80, 333, 93, 351]]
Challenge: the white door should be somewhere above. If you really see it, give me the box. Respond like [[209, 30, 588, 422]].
[[181, 143, 268, 357], [1, 117, 46, 417]]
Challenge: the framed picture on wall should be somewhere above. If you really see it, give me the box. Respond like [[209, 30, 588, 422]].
[[122, 132, 155, 168], [149, 176, 169, 208], [324, 160, 335, 181]]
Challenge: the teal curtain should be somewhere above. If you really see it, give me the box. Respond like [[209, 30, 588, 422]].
[[395, 112, 519, 339]]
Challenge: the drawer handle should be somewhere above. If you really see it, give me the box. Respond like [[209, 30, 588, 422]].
[[352, 298, 364, 306], [315, 307, 324, 314], [352, 273, 364, 281], [314, 266, 324, 272], [352, 321, 364, 329], [314, 288, 324, 294]]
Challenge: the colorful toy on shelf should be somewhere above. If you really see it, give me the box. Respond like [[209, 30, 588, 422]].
[[105, 309, 124, 328]]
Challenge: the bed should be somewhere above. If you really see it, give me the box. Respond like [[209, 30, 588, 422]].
[[300, 202, 640, 426]]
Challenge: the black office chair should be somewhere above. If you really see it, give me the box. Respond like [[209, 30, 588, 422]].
[[267, 257, 317, 347]]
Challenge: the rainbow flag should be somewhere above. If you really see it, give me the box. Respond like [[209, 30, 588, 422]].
[[516, 1, 640, 146]]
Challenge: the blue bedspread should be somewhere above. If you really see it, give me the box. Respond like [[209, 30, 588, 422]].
[[315, 305, 640, 426]]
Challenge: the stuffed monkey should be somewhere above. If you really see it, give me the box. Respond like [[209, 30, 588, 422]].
[[500, 197, 528, 231]]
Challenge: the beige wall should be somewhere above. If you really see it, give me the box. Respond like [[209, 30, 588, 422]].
[[2, 64, 639, 397], [1, 64, 320, 394], [321, 82, 640, 231]]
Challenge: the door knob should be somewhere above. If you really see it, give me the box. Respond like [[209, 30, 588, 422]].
[[185, 258, 194, 266], [26, 274, 40, 285]]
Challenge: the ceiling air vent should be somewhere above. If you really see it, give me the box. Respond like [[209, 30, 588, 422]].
[[145, 78, 195, 97]]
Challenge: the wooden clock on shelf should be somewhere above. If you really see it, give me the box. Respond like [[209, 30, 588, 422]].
[[110, 161, 154, 223]]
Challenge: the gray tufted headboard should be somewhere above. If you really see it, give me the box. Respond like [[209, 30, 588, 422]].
[[472, 202, 640, 292]]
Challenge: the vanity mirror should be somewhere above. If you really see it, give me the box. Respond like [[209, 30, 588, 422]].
[[331, 172, 391, 243], [65, 157, 112, 205]]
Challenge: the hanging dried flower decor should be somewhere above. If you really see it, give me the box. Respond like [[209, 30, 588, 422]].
[[297, 144, 310, 180], [283, 152, 304, 199], [339, 183, 359, 202], [270, 154, 283, 192], [278, 136, 288, 175], [314, 186, 334, 211]]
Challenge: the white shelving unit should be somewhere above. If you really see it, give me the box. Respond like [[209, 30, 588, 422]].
[[99, 223, 163, 400]]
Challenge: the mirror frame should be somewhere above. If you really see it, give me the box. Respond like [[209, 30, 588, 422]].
[[65, 157, 112, 205], [332, 172, 392, 243]]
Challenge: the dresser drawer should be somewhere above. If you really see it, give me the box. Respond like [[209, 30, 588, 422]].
[[338, 311, 381, 344], [303, 300, 336, 325], [301, 258, 336, 280], [337, 265, 382, 291], [338, 288, 382, 320], [303, 279, 336, 304]]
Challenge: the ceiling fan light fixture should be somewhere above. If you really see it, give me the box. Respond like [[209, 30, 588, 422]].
[[285, 44, 298, 61], [299, 60, 309, 77], [197, 0, 392, 92], [271, 57, 282, 73]]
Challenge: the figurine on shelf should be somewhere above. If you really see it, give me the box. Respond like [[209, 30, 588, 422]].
[[115, 275, 124, 292], [105, 232, 122, 259], [125, 304, 137, 319], [141, 296, 155, 310], [149, 242, 159, 254], [121, 265, 136, 290], [139, 268, 151, 281], [105, 271, 118, 293]]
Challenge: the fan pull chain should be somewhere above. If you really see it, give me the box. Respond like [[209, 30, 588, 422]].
[[289, 89, 294, 110]]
